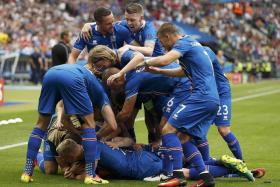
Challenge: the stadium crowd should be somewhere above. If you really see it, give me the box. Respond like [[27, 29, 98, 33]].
[[1, 0, 279, 84]]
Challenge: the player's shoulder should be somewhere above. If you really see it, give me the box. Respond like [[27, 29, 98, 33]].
[[114, 21, 130, 32], [175, 36, 200, 47]]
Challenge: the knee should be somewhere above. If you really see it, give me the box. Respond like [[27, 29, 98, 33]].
[[178, 132, 191, 144], [161, 123, 177, 135], [218, 126, 231, 137]]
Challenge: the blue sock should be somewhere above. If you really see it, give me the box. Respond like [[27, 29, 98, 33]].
[[182, 141, 206, 174], [162, 133, 183, 171], [82, 128, 97, 177], [223, 132, 243, 160], [24, 127, 45, 175], [195, 138, 210, 161], [160, 147, 173, 176], [36, 152, 45, 173], [204, 158, 222, 166], [189, 165, 231, 180]]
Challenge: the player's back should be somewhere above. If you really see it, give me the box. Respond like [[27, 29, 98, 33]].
[[125, 63, 191, 97], [173, 36, 219, 102], [204, 47, 231, 97], [50, 64, 109, 109]]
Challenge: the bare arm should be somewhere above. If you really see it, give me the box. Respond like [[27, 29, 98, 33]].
[[126, 41, 155, 56], [146, 66, 186, 77], [137, 50, 181, 68], [106, 137, 135, 148], [68, 49, 81, 64], [101, 105, 118, 131], [116, 95, 137, 123], [107, 50, 144, 85]]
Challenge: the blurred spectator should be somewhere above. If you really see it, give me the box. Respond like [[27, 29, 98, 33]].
[[51, 30, 71, 66]]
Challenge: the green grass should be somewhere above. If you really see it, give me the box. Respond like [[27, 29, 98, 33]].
[[0, 80, 280, 186]]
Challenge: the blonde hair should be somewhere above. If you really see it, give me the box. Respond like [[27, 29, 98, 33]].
[[88, 45, 117, 65], [56, 139, 79, 157]]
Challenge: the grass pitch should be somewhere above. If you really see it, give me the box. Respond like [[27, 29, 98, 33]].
[[0, 80, 280, 187]]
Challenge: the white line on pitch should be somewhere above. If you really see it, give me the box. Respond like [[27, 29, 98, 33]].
[[0, 142, 27, 151]]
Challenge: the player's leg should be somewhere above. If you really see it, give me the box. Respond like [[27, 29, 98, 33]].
[[21, 114, 51, 182], [168, 100, 218, 187], [193, 136, 211, 161], [157, 123, 186, 187], [215, 96, 243, 160], [82, 113, 109, 184], [43, 140, 58, 174]]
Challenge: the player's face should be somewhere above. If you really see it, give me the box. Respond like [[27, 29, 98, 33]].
[[125, 12, 143, 33], [94, 59, 113, 73], [99, 13, 114, 34]]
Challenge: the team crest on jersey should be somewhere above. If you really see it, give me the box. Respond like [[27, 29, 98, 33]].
[[92, 40, 97, 45], [191, 42, 201, 47]]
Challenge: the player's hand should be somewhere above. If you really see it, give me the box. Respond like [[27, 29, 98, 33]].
[[150, 141, 161, 150], [54, 120, 64, 130], [135, 61, 146, 70], [81, 23, 92, 41], [107, 72, 123, 86], [145, 66, 162, 74], [133, 143, 145, 151], [105, 141, 119, 149]]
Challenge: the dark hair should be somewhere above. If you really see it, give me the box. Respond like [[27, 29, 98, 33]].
[[125, 3, 143, 15], [157, 23, 180, 37], [94, 7, 112, 22], [60, 30, 69, 39]]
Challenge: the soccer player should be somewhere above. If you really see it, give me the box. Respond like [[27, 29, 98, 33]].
[[194, 47, 244, 161], [49, 137, 263, 183], [20, 53, 117, 184], [68, 7, 134, 64], [120, 2, 165, 57], [136, 23, 220, 187], [82, 3, 164, 57]]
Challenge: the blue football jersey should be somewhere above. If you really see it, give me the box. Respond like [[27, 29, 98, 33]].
[[204, 47, 231, 97], [124, 63, 191, 99], [73, 22, 133, 52], [172, 36, 219, 102], [56, 64, 110, 108], [120, 20, 165, 56]]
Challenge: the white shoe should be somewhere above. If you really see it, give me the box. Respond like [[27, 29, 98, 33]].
[[143, 174, 171, 182]]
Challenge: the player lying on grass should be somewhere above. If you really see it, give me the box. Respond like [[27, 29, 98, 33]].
[[36, 135, 265, 186]]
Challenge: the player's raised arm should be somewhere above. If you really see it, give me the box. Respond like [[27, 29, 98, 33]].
[[68, 48, 81, 64], [146, 66, 186, 77], [107, 47, 144, 85]]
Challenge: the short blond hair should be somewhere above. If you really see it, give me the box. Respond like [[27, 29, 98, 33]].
[[157, 23, 180, 37], [56, 139, 79, 157], [88, 45, 117, 65]]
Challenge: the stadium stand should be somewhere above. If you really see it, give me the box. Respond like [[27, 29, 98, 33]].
[[0, 0, 279, 83]]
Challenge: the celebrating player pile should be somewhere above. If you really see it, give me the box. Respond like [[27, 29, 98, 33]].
[[21, 3, 265, 187]]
